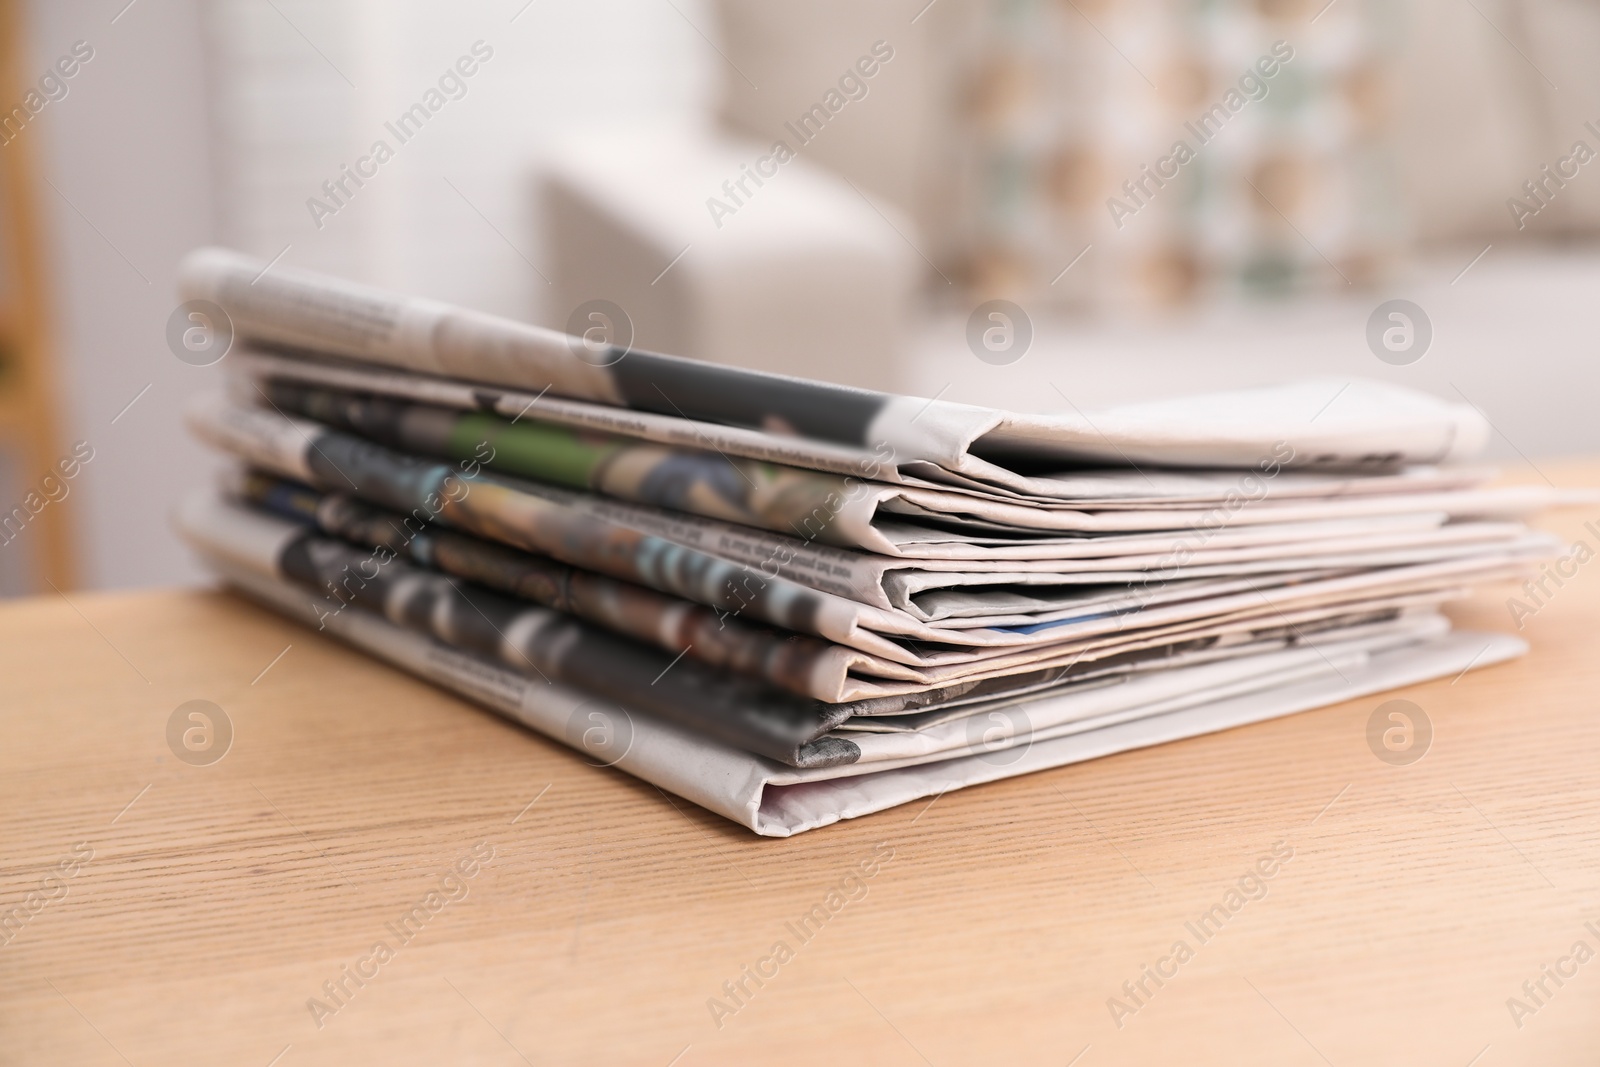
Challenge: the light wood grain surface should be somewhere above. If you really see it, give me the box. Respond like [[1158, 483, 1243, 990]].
[[4, 463, 1600, 1066]]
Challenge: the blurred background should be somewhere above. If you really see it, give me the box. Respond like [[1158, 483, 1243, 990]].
[[2, 0, 1598, 596]]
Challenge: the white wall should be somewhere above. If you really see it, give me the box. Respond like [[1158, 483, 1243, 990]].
[[26, 0, 218, 591]]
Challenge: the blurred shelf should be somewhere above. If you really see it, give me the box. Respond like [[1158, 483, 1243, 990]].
[[0, 0, 75, 593]]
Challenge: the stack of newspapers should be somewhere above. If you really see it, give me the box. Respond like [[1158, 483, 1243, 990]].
[[175, 248, 1565, 836]]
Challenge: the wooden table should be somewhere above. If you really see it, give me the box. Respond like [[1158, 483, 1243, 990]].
[[4, 463, 1599, 1066]]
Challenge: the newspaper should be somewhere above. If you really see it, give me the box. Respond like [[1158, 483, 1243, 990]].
[[238, 459, 1531, 636], [180, 490, 1461, 758], [176, 494, 1455, 768], [179, 491, 853, 766], [217, 471, 1473, 703], [187, 398, 1552, 673], [171, 247, 1557, 835], [236, 372, 1540, 560], [181, 248, 1492, 490], [227, 470, 885, 699], [197, 549, 1525, 836]]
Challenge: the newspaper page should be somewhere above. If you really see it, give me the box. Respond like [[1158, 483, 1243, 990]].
[[235, 347, 1500, 507], [194, 392, 1554, 612], [214, 472, 1491, 701], [182, 248, 1491, 487], [241, 374, 1567, 564], [187, 397, 1552, 664]]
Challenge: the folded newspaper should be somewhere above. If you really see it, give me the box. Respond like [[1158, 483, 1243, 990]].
[[173, 248, 1561, 835]]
